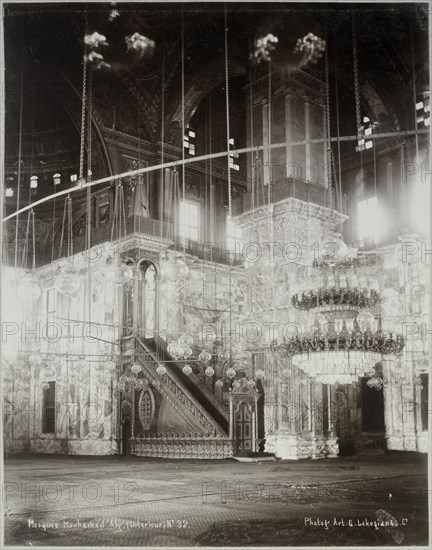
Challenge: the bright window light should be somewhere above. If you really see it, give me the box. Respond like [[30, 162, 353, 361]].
[[226, 215, 243, 253], [357, 196, 384, 244], [184, 125, 196, 156], [180, 201, 199, 241]]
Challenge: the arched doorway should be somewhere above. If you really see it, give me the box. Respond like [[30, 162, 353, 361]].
[[235, 402, 253, 452]]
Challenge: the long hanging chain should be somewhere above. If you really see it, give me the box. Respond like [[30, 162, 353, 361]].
[[21, 210, 32, 268], [67, 195, 73, 258], [352, 12, 362, 132], [181, 11, 186, 203], [224, 7, 232, 218], [79, 51, 88, 181], [324, 29, 335, 219]]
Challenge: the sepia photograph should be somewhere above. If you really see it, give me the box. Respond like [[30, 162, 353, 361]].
[[1, 0, 430, 547]]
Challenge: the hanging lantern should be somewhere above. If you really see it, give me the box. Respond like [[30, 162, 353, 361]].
[[105, 359, 116, 370], [182, 365, 193, 375], [205, 366, 215, 377], [42, 365, 56, 378], [130, 363, 142, 375], [135, 379, 144, 391], [106, 257, 134, 285], [135, 378, 144, 391], [218, 349, 230, 362], [232, 381, 240, 391], [357, 310, 375, 332], [247, 380, 256, 390], [198, 350, 212, 364], [226, 368, 236, 379], [119, 374, 128, 383], [30, 175, 38, 189], [168, 342, 181, 355], [19, 272, 42, 302], [53, 173, 61, 186], [215, 379, 224, 388], [29, 354, 42, 366], [54, 265, 80, 295], [182, 347, 193, 357], [178, 334, 193, 347], [156, 365, 167, 375], [6, 187, 13, 197], [161, 254, 189, 282], [255, 369, 265, 379]]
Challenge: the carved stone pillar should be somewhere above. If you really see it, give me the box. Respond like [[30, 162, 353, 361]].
[[228, 392, 234, 440], [251, 403, 257, 453]]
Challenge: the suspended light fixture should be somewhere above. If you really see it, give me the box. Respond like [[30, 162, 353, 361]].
[[105, 256, 134, 285], [18, 208, 42, 301], [6, 187, 14, 197], [272, 32, 405, 386], [19, 271, 42, 302], [30, 175, 38, 189], [53, 173, 61, 186], [161, 253, 189, 281], [182, 364, 192, 375]]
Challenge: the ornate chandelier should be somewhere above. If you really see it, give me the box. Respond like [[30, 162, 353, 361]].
[[272, 229, 404, 384]]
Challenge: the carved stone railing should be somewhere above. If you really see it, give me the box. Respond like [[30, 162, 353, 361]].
[[131, 436, 235, 459], [135, 337, 228, 438], [187, 370, 229, 423]]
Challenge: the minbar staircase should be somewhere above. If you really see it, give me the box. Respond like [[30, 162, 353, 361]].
[[123, 336, 234, 459]]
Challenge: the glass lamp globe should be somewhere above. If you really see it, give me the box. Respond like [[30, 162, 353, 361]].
[[54, 265, 80, 295], [135, 379, 144, 391], [215, 379, 224, 388], [357, 310, 375, 332], [321, 232, 348, 264], [106, 258, 134, 285], [226, 368, 236, 379], [156, 365, 167, 375], [205, 366, 215, 377], [247, 380, 256, 389], [19, 272, 42, 302], [199, 350, 212, 364], [29, 354, 42, 366], [130, 363, 141, 375], [182, 347, 193, 357], [178, 334, 194, 347], [255, 369, 265, 379], [105, 360, 116, 370], [161, 255, 189, 282], [182, 365, 193, 375], [167, 342, 181, 356], [218, 349, 230, 362]]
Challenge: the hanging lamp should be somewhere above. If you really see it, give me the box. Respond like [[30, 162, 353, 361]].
[[18, 208, 42, 301], [272, 31, 404, 385]]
